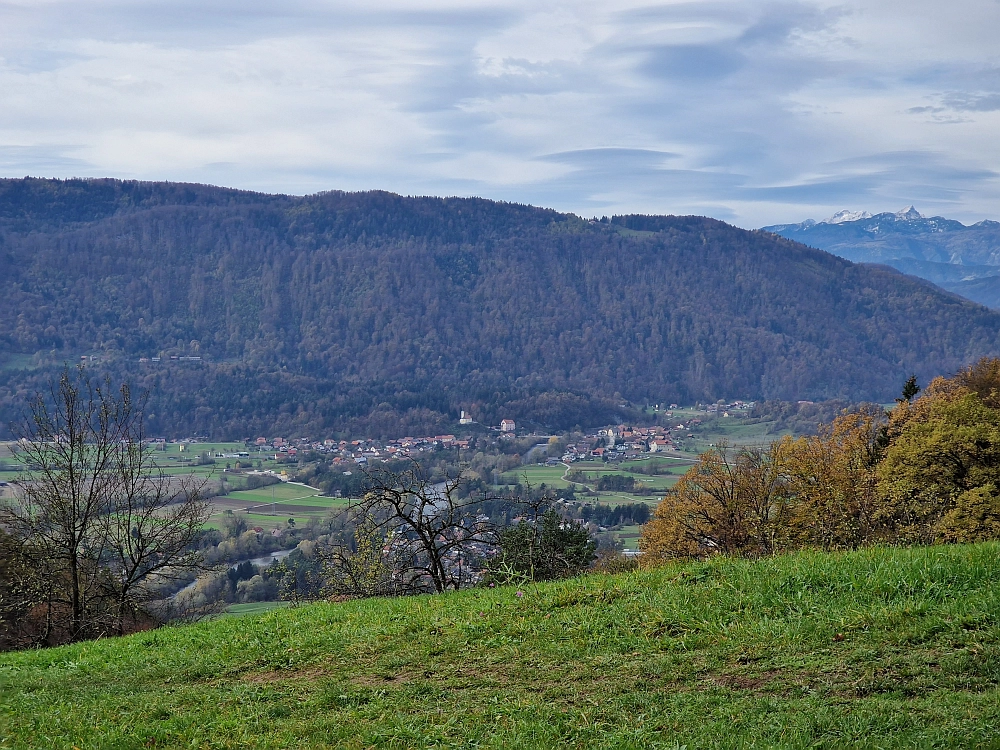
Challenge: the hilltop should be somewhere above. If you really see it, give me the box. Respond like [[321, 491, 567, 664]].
[[1, 179, 1000, 438], [1, 543, 998, 747], [763, 208, 1000, 309]]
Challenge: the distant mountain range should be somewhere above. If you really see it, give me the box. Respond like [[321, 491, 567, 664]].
[[1, 178, 999, 438], [763, 208, 1000, 309]]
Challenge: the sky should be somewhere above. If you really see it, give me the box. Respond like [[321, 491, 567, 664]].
[[1, 0, 999, 227]]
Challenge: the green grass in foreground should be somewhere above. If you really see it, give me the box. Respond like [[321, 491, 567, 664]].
[[2, 544, 1000, 748]]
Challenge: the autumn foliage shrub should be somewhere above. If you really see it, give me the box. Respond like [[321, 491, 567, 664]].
[[640, 358, 1000, 561]]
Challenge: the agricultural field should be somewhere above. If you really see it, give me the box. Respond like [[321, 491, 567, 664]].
[[0, 439, 287, 481], [614, 524, 643, 550], [149, 442, 275, 476], [204, 483, 349, 531], [0, 353, 37, 372], [498, 463, 575, 489], [497, 459, 689, 550], [499, 457, 694, 504], [682, 418, 790, 453], [2, 543, 999, 747]]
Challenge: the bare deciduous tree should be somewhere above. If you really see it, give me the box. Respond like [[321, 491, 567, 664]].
[[348, 464, 510, 593], [0, 368, 210, 646], [101, 436, 210, 635]]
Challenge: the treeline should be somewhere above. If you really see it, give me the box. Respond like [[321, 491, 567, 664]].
[[640, 359, 1000, 560], [0, 179, 998, 437], [595, 474, 637, 492], [576, 502, 651, 527]]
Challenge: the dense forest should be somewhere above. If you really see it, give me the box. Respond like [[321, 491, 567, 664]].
[[1, 178, 999, 438]]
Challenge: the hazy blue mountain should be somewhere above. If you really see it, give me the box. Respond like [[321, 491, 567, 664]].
[[938, 277, 1000, 310], [763, 208, 1000, 309], [1, 178, 999, 438]]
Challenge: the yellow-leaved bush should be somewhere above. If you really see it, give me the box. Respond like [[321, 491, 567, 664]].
[[639, 358, 1000, 562]]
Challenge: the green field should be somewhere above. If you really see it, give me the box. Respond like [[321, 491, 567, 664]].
[[615, 524, 643, 550], [2, 543, 999, 747], [155, 442, 255, 456], [682, 420, 790, 454], [499, 460, 688, 505], [203, 483, 349, 530], [222, 602, 290, 618], [0, 440, 289, 486], [0, 353, 38, 372]]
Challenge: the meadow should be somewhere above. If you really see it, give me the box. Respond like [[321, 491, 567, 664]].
[[204, 483, 349, 531], [2, 543, 999, 747], [499, 458, 692, 503]]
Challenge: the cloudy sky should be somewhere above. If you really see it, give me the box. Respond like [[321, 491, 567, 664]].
[[1, 0, 998, 227]]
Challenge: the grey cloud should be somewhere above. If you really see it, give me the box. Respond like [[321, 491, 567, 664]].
[[0, 145, 93, 174], [738, 2, 843, 45], [740, 176, 882, 204], [639, 44, 745, 82], [0, 1, 999, 228], [4, 1, 515, 48], [942, 92, 1000, 111], [540, 148, 681, 168], [616, 2, 755, 25], [0, 48, 89, 74], [798, 152, 1000, 210]]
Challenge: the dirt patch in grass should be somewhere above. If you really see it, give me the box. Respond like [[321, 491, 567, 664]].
[[712, 669, 782, 692], [240, 666, 329, 684]]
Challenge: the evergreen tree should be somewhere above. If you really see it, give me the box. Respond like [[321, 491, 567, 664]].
[[900, 375, 921, 403], [490, 509, 596, 582]]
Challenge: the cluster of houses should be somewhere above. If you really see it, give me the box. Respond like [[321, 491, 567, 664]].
[[559, 424, 681, 463], [556, 408, 745, 462], [457, 412, 515, 432], [704, 400, 755, 416], [251, 433, 478, 465], [244, 418, 518, 466]]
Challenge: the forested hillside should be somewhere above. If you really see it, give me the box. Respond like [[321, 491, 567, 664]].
[[1, 178, 999, 438]]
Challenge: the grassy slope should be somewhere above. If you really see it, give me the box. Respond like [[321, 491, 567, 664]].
[[2, 544, 1000, 748]]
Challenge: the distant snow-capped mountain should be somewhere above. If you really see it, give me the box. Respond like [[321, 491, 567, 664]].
[[823, 209, 873, 224], [762, 208, 1000, 309]]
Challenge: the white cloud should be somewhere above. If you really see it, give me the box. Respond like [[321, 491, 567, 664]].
[[0, 0, 998, 226]]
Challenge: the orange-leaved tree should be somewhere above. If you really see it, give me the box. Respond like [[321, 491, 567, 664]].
[[779, 405, 889, 550], [638, 441, 788, 563]]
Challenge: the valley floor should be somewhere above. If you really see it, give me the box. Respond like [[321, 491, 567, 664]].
[[1, 544, 999, 748]]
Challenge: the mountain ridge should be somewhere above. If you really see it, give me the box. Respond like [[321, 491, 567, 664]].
[[762, 207, 1000, 309], [0, 178, 999, 437]]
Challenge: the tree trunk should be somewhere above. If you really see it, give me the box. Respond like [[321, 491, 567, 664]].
[[69, 550, 82, 641]]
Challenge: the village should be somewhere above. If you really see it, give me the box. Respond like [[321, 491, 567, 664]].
[[150, 399, 757, 472]]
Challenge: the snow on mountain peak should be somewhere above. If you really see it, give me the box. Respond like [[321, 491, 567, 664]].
[[894, 206, 924, 220], [817, 207, 925, 225], [821, 209, 872, 224]]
